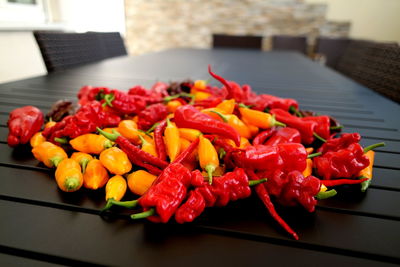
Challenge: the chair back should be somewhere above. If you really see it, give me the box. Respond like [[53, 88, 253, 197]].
[[34, 31, 127, 72], [271, 35, 307, 54], [315, 37, 350, 68], [212, 34, 262, 50]]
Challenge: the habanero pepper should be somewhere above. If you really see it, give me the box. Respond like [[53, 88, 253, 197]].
[[99, 147, 132, 175], [264, 127, 301, 146], [174, 105, 241, 146], [32, 141, 68, 168], [247, 94, 298, 112], [55, 158, 83, 192], [105, 175, 127, 202], [252, 128, 276, 146], [302, 115, 331, 141], [69, 133, 113, 154], [70, 152, 93, 173], [137, 103, 168, 131], [8, 106, 44, 147], [83, 159, 109, 190], [317, 133, 361, 154], [103, 89, 146, 115]]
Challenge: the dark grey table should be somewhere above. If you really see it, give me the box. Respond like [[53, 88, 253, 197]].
[[0, 48, 399, 266]]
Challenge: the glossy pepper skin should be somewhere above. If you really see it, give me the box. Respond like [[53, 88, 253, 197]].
[[249, 94, 298, 112], [104, 89, 146, 115], [270, 109, 317, 145], [105, 175, 127, 201], [137, 103, 169, 131], [314, 143, 370, 180], [42, 101, 120, 142], [70, 134, 113, 154], [127, 170, 157, 196], [175, 168, 252, 223], [70, 152, 93, 173], [32, 141, 68, 168], [164, 119, 181, 162], [55, 159, 83, 192], [7, 106, 44, 147], [174, 105, 241, 146], [264, 127, 301, 146], [77, 86, 111, 106], [317, 133, 361, 154], [30, 132, 46, 148], [99, 147, 132, 175], [154, 120, 168, 161], [302, 115, 330, 141], [138, 163, 192, 223]]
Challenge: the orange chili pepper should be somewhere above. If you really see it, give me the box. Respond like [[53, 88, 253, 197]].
[[32, 141, 68, 168], [44, 121, 56, 129], [211, 110, 252, 139], [71, 152, 93, 173], [190, 80, 207, 94], [166, 100, 182, 113], [216, 99, 235, 114], [241, 117, 259, 138], [105, 175, 127, 201], [302, 158, 313, 177], [178, 128, 202, 142], [70, 134, 113, 154], [55, 158, 83, 192], [306, 147, 314, 154], [99, 147, 132, 175], [117, 119, 145, 144], [358, 150, 375, 192], [83, 159, 109, 190], [127, 170, 157, 196], [198, 135, 219, 184], [164, 118, 180, 162], [194, 91, 211, 101], [239, 137, 251, 148], [138, 135, 158, 157], [30, 132, 46, 147], [239, 106, 285, 129], [201, 107, 226, 120]]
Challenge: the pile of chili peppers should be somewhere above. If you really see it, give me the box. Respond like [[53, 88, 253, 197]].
[[7, 65, 385, 240]]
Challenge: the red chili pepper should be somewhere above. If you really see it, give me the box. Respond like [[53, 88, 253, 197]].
[[277, 143, 307, 173], [248, 94, 298, 112], [252, 128, 276, 145], [317, 133, 361, 154], [175, 168, 262, 223], [314, 143, 370, 180], [270, 109, 317, 145], [321, 178, 369, 187], [264, 127, 301, 146], [43, 101, 120, 142], [128, 85, 164, 105], [246, 169, 299, 240], [137, 103, 168, 131], [97, 128, 168, 171], [135, 163, 192, 223], [77, 86, 111, 106], [174, 138, 200, 164], [154, 120, 168, 161], [174, 105, 241, 146], [7, 106, 44, 147], [302, 115, 330, 140], [208, 65, 246, 102], [194, 96, 223, 108], [103, 89, 146, 115]]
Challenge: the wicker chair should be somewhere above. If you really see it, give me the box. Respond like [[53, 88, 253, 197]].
[[271, 35, 307, 55], [34, 31, 127, 73], [212, 34, 263, 50], [314, 37, 350, 69]]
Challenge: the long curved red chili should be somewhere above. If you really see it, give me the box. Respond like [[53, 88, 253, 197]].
[[322, 178, 369, 187], [154, 120, 168, 161]]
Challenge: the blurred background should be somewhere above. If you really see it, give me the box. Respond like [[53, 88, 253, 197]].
[[1, 0, 399, 83]]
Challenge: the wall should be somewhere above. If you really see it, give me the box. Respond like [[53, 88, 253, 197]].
[[305, 0, 400, 43], [125, 0, 350, 55]]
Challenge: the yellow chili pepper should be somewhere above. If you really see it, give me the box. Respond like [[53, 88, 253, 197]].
[[191, 80, 207, 94], [71, 152, 93, 173], [239, 106, 285, 129], [216, 99, 235, 114], [138, 135, 158, 157], [32, 141, 68, 168], [166, 100, 183, 113], [127, 170, 157, 196], [198, 135, 219, 184], [302, 158, 313, 177], [83, 159, 109, 190], [194, 91, 211, 101], [117, 119, 144, 144], [45, 121, 56, 129], [70, 134, 113, 154], [241, 117, 259, 138], [202, 165, 225, 178], [105, 175, 127, 201], [55, 158, 83, 192], [178, 128, 202, 142], [358, 150, 375, 192], [210, 110, 252, 139], [164, 118, 180, 162], [30, 132, 46, 147], [180, 137, 192, 152], [239, 137, 251, 148], [99, 147, 132, 175], [201, 107, 226, 120]]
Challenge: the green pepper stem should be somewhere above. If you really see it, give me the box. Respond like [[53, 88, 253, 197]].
[[80, 158, 90, 173], [131, 208, 155, 220], [64, 177, 80, 191], [101, 199, 139, 212], [289, 106, 303, 118], [103, 94, 115, 107], [104, 140, 114, 149], [307, 152, 322, 159], [138, 134, 150, 147], [205, 164, 216, 185], [50, 156, 64, 168], [360, 177, 371, 192], [238, 103, 250, 109], [249, 178, 267, 186], [164, 93, 193, 102], [270, 114, 286, 127], [315, 189, 337, 200], [313, 132, 327, 143], [54, 137, 68, 144], [218, 148, 226, 160], [210, 110, 228, 123], [330, 125, 344, 130], [97, 127, 120, 142], [146, 122, 159, 134], [363, 142, 385, 153]]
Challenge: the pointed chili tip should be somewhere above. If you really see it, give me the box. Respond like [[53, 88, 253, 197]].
[[292, 233, 299, 240], [131, 208, 155, 220], [363, 142, 385, 153]]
